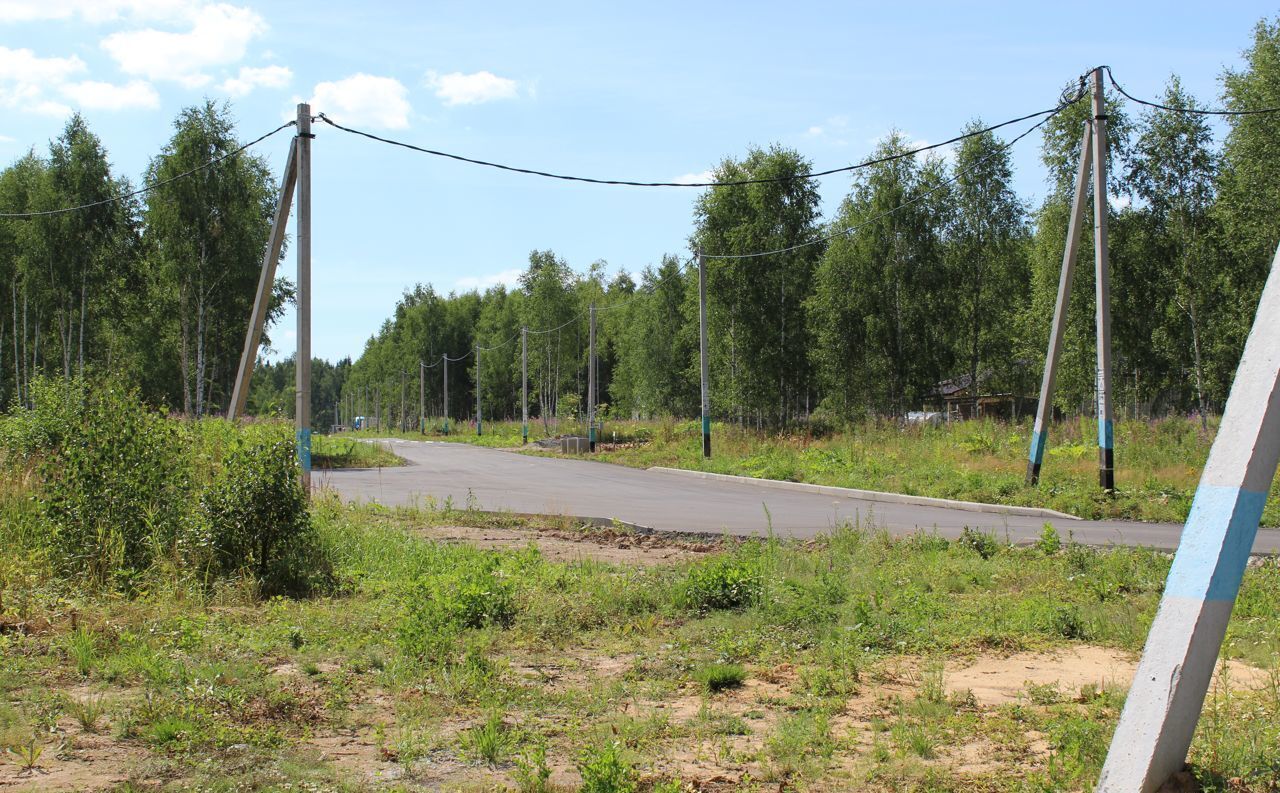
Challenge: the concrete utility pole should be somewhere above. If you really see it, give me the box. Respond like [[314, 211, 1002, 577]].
[[1091, 67, 1116, 491], [1026, 124, 1092, 485], [1097, 238, 1280, 791], [294, 103, 313, 490], [419, 360, 425, 433], [228, 135, 297, 420], [521, 326, 529, 445], [442, 354, 449, 435], [698, 249, 711, 458], [588, 303, 596, 452], [475, 346, 482, 436]]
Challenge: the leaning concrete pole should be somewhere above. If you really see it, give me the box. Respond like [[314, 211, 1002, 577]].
[[1091, 67, 1116, 490], [698, 249, 711, 458], [1097, 239, 1280, 791], [419, 360, 425, 433], [475, 345, 482, 436], [588, 304, 596, 452], [294, 103, 313, 490], [229, 141, 297, 420], [521, 326, 529, 445], [1026, 124, 1092, 485]]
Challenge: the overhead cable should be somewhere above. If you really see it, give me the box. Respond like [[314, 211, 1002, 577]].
[[1105, 65, 1280, 116], [0, 121, 297, 219], [314, 94, 1082, 189]]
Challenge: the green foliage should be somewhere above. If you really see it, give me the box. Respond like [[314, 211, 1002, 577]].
[[957, 527, 1001, 560], [465, 711, 511, 766], [398, 554, 516, 660], [577, 740, 637, 793], [1036, 523, 1062, 555], [195, 423, 329, 597], [513, 743, 553, 793], [694, 662, 746, 693], [26, 378, 188, 588], [677, 551, 763, 613]]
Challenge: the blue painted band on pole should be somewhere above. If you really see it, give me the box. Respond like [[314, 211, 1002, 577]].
[[1028, 429, 1047, 466], [296, 427, 312, 472], [702, 415, 711, 436], [1163, 485, 1266, 602], [1099, 418, 1114, 449]]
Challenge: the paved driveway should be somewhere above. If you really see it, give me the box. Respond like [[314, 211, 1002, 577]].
[[318, 440, 1280, 553]]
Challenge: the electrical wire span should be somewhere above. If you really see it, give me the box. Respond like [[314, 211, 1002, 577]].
[[0, 121, 298, 219]]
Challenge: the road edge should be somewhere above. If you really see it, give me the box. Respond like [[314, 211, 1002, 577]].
[[646, 467, 1082, 522]]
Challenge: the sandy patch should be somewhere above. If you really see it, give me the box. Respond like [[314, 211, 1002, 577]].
[[945, 645, 1271, 706]]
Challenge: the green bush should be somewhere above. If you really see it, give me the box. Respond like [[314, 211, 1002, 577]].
[[399, 555, 515, 660], [23, 378, 189, 588], [677, 552, 763, 613], [195, 424, 328, 596], [577, 740, 637, 793]]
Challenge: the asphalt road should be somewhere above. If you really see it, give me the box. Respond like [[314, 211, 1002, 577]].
[[319, 440, 1280, 553]]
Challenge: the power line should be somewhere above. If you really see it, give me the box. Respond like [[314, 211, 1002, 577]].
[[1105, 65, 1280, 116], [703, 107, 1058, 261], [444, 351, 473, 362], [314, 94, 1083, 189], [0, 121, 298, 219]]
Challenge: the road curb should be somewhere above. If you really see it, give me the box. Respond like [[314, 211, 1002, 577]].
[[646, 467, 1081, 522]]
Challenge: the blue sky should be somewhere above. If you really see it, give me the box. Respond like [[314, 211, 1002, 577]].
[[0, 0, 1271, 362]]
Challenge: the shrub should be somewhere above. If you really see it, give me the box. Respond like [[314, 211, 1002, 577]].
[[195, 423, 329, 596], [1036, 523, 1062, 555], [957, 527, 1001, 560], [25, 378, 189, 588], [577, 740, 637, 793], [398, 555, 515, 660], [677, 552, 763, 613]]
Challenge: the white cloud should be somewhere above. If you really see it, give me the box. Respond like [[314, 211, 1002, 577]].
[[1110, 193, 1132, 211], [0, 46, 85, 116], [309, 73, 411, 129], [0, 134, 14, 142], [426, 70, 519, 106], [59, 79, 159, 110], [0, 46, 86, 83], [457, 268, 523, 291], [219, 64, 291, 96], [806, 125, 824, 137], [0, 0, 193, 23], [101, 3, 266, 88], [673, 170, 713, 185]]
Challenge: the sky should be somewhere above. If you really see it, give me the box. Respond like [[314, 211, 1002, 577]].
[[0, 0, 1272, 363]]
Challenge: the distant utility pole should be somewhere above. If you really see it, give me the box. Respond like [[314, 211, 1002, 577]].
[[419, 360, 426, 433], [294, 103, 313, 490], [1027, 67, 1115, 491], [399, 369, 406, 433], [521, 326, 529, 445], [475, 345, 482, 436], [698, 249, 711, 458], [442, 354, 449, 435], [1098, 239, 1280, 790], [588, 303, 596, 452]]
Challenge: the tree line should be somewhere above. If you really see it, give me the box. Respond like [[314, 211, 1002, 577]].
[[6, 20, 1280, 430], [0, 101, 288, 416]]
